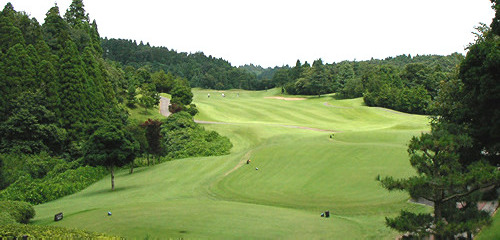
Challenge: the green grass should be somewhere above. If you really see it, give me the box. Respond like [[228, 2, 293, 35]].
[[126, 103, 164, 124], [477, 211, 500, 239], [33, 88, 432, 239]]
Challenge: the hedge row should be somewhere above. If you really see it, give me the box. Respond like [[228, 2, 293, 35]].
[[0, 224, 122, 239]]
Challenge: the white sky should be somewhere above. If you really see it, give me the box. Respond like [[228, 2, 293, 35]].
[[1, 0, 495, 67]]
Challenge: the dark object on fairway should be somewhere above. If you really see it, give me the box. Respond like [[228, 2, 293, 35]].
[[108, 211, 112, 216], [325, 211, 330, 218], [54, 212, 63, 221], [320, 212, 325, 217], [246, 159, 251, 164], [255, 167, 258, 170]]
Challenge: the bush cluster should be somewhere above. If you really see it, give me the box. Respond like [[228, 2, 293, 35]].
[[0, 201, 35, 224], [0, 166, 108, 205], [0, 152, 66, 189], [161, 112, 232, 160]]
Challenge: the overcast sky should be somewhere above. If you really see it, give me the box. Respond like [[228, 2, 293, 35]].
[[1, 0, 495, 67]]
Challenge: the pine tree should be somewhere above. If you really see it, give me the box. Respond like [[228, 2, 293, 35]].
[[381, 2, 500, 238]]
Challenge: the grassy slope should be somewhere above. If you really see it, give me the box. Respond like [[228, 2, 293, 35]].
[[477, 211, 500, 239], [33, 88, 431, 239]]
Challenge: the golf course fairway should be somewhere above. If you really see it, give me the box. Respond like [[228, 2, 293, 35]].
[[33, 88, 431, 239]]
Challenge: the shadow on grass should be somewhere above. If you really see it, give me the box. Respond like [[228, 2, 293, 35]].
[[79, 185, 140, 198]]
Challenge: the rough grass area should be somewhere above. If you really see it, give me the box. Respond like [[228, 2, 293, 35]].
[[33, 88, 432, 239]]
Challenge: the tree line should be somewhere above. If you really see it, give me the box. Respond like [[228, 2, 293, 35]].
[[0, 0, 133, 194], [103, 35, 466, 115], [101, 38, 276, 90], [0, 0, 231, 205], [102, 33, 464, 114], [272, 53, 463, 114]]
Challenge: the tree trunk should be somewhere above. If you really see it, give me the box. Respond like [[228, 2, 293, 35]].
[[129, 160, 134, 174], [110, 166, 115, 191], [147, 153, 150, 166], [434, 201, 442, 221], [434, 200, 443, 240]]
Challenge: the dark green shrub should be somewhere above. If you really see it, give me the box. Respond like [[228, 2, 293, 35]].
[[161, 112, 232, 160], [0, 224, 122, 239], [185, 104, 199, 116], [0, 211, 15, 225], [0, 166, 108, 204], [0, 201, 35, 224]]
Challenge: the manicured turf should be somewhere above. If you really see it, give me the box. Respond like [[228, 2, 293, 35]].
[[477, 211, 500, 239], [33, 88, 431, 239]]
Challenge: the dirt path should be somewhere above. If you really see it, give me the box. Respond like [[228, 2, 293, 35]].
[[223, 151, 253, 176], [159, 97, 171, 117]]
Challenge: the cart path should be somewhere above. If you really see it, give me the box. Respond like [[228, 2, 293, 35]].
[[159, 97, 171, 117]]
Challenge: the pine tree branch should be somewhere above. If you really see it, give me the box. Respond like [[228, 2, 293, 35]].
[[441, 183, 497, 202]]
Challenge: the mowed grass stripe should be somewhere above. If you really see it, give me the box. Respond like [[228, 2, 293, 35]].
[[33, 88, 430, 239]]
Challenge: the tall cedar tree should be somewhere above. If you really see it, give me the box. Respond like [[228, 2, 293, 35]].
[[0, 44, 36, 121], [42, 5, 70, 53], [64, 0, 89, 27], [310, 59, 331, 97], [57, 40, 89, 132], [0, 7, 25, 53], [81, 47, 107, 119]]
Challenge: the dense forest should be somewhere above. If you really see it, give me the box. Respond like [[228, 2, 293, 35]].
[[101, 37, 464, 114], [0, 0, 118, 201], [272, 54, 464, 114], [101, 38, 274, 90], [0, 1, 231, 236]]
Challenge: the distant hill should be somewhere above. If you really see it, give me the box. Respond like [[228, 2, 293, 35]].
[[101, 38, 273, 90]]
